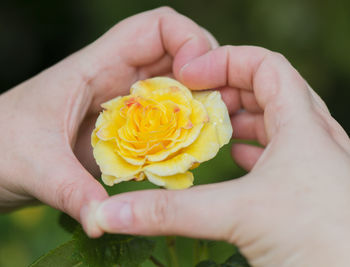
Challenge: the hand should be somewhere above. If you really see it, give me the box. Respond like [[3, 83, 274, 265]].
[[94, 46, 350, 266], [0, 7, 215, 237]]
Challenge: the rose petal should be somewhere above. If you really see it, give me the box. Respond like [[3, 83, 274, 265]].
[[144, 171, 194, 189], [101, 174, 116, 186], [96, 124, 118, 141], [91, 128, 99, 147], [154, 91, 190, 107], [92, 111, 109, 147], [144, 153, 196, 176], [131, 77, 193, 100], [183, 123, 220, 163], [101, 96, 123, 110], [115, 148, 146, 166], [193, 91, 232, 146], [101, 172, 144, 186], [189, 99, 209, 125], [95, 96, 127, 141], [145, 124, 203, 162], [93, 140, 141, 177]]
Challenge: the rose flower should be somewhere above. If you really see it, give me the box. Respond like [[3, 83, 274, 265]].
[[91, 77, 232, 189]]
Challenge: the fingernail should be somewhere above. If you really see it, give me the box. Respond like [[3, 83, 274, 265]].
[[81, 201, 104, 238], [96, 201, 133, 232]]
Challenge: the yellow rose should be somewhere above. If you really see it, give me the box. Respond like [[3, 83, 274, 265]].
[[91, 77, 232, 189]]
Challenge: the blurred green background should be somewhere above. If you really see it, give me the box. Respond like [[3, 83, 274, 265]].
[[1, 0, 350, 266]]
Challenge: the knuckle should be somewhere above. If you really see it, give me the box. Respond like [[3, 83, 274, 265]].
[[55, 180, 76, 213], [149, 191, 173, 232], [155, 6, 176, 14], [222, 44, 234, 51], [269, 51, 288, 64], [222, 45, 235, 59], [251, 45, 270, 55], [268, 51, 307, 86]]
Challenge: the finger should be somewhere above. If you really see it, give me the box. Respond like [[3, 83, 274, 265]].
[[74, 114, 100, 177], [26, 151, 108, 238], [180, 45, 315, 140], [231, 143, 264, 171], [219, 87, 241, 115], [118, 6, 211, 69], [87, 6, 212, 107], [137, 53, 173, 80], [219, 87, 262, 115], [240, 91, 263, 113], [94, 181, 246, 240], [231, 112, 268, 146], [157, 8, 213, 76]]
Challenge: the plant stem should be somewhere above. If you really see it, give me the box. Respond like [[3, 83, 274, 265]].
[[202, 241, 209, 260], [166, 236, 179, 267], [194, 240, 209, 264], [194, 239, 200, 264], [149, 256, 165, 267]]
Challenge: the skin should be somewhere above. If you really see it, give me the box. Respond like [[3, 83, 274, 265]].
[[1, 7, 350, 267], [0, 7, 214, 235]]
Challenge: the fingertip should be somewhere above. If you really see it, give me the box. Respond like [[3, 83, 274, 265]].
[[219, 87, 241, 114], [173, 35, 211, 82], [175, 28, 218, 85], [230, 112, 267, 145], [232, 143, 264, 171], [95, 200, 133, 234], [81, 200, 105, 238], [176, 47, 227, 89]]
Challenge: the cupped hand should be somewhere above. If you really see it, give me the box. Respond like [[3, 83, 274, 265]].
[[94, 46, 350, 266], [0, 7, 215, 237]]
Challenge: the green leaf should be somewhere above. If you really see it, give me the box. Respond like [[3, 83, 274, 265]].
[[196, 260, 220, 267], [29, 240, 82, 267], [195, 249, 251, 267], [73, 228, 155, 267], [31, 224, 155, 267], [222, 252, 250, 267], [59, 212, 79, 233]]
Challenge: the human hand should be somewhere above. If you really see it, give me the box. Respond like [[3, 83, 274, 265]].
[[0, 7, 215, 237], [94, 46, 350, 266]]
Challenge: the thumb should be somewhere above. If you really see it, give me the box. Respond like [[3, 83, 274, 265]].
[[28, 151, 108, 237], [94, 180, 246, 241]]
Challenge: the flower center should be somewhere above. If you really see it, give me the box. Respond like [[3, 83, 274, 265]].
[[117, 96, 188, 158]]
